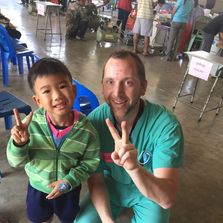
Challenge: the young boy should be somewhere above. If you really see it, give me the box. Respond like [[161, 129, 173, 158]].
[[7, 58, 100, 223]]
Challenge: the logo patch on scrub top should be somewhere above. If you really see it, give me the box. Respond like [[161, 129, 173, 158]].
[[138, 151, 152, 166]]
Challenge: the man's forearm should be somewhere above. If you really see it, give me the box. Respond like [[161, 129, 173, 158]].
[[126, 164, 178, 209]]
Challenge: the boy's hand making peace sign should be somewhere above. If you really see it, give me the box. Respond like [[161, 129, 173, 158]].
[[11, 109, 33, 146], [105, 118, 138, 171]]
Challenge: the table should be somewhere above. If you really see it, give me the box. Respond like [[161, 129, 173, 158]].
[[35, 1, 62, 40], [216, 42, 223, 56], [0, 91, 32, 129], [173, 50, 223, 121]]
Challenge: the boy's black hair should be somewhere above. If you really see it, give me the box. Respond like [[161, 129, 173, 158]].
[[28, 57, 73, 91], [102, 49, 146, 84]]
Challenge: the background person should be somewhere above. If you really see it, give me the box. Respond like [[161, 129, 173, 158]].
[[61, 0, 68, 12], [155, 0, 173, 14], [132, 0, 154, 56], [177, 0, 204, 55], [85, 0, 100, 32], [76, 49, 184, 223], [161, 0, 194, 61], [0, 12, 21, 39], [200, 13, 223, 52], [66, 0, 89, 40], [7, 58, 100, 223], [116, 0, 132, 39]]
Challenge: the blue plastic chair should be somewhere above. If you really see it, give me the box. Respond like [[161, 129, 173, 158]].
[[72, 79, 99, 115], [0, 24, 36, 86], [0, 91, 32, 129]]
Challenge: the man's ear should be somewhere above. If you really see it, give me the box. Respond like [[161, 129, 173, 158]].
[[32, 95, 42, 108], [141, 80, 148, 96]]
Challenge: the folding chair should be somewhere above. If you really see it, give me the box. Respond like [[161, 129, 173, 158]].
[[72, 79, 99, 115]]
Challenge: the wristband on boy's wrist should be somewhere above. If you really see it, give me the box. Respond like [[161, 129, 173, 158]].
[[58, 182, 70, 193]]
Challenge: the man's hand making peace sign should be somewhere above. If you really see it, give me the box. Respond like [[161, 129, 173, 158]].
[[106, 118, 178, 209], [11, 109, 33, 146], [106, 118, 139, 171]]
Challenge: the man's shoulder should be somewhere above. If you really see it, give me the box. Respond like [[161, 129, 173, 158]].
[[144, 100, 166, 113], [88, 103, 109, 117], [87, 103, 111, 128], [76, 112, 99, 135], [144, 101, 180, 124]]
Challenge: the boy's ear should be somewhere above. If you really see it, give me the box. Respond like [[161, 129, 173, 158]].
[[32, 95, 43, 108]]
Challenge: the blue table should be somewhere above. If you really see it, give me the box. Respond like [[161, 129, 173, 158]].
[[0, 91, 32, 129]]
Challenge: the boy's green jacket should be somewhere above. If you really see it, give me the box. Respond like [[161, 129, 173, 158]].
[[7, 108, 100, 194]]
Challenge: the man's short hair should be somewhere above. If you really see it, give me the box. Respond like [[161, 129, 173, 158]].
[[102, 49, 146, 84]]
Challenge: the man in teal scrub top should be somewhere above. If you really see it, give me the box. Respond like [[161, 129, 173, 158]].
[[76, 49, 184, 223]]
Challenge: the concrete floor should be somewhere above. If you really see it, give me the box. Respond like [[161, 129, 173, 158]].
[[1, 1, 223, 222]]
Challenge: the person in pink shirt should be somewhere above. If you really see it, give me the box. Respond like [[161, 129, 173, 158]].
[[116, 0, 132, 38]]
